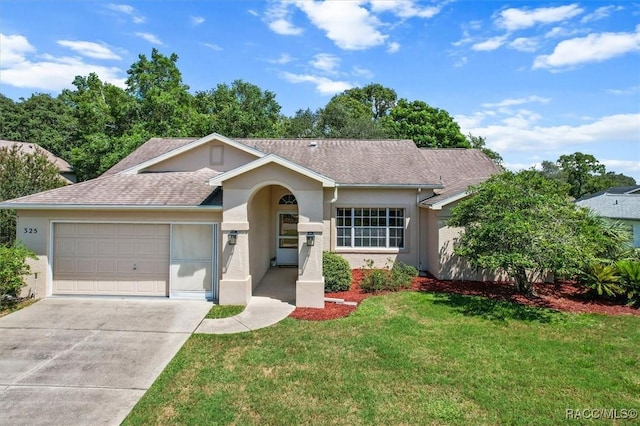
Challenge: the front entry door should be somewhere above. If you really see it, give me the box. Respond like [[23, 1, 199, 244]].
[[277, 212, 298, 266]]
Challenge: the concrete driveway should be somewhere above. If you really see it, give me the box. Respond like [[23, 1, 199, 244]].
[[0, 298, 211, 426]]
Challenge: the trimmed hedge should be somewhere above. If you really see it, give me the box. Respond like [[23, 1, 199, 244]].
[[323, 251, 352, 292]]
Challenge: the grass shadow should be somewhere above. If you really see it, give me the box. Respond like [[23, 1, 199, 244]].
[[430, 292, 561, 323]]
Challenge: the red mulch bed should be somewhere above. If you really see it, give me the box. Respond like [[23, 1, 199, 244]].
[[289, 270, 639, 321]]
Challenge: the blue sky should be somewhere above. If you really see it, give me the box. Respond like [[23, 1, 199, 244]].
[[1, 1, 639, 180]]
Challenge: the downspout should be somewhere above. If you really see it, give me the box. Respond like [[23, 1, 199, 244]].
[[329, 186, 339, 252], [416, 188, 422, 272]]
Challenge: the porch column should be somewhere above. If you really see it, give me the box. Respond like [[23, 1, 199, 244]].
[[219, 221, 252, 305], [296, 222, 324, 308]]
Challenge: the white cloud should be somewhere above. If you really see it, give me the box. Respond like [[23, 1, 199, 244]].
[[605, 85, 640, 96], [135, 32, 164, 45], [581, 5, 623, 23], [201, 42, 222, 51], [266, 2, 303, 35], [281, 72, 352, 95], [472, 35, 508, 51], [310, 53, 340, 73], [57, 40, 122, 60], [482, 96, 550, 108], [508, 37, 538, 52], [106, 3, 145, 23], [0, 33, 36, 66], [600, 159, 640, 178], [352, 66, 373, 79], [0, 35, 125, 91], [462, 113, 640, 153], [497, 4, 583, 31], [369, 0, 442, 19], [387, 41, 401, 53], [533, 26, 640, 70], [294, 0, 387, 50], [248, 9, 259, 17], [191, 16, 205, 25], [268, 53, 294, 64]]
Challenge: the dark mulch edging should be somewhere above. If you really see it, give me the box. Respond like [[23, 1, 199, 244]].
[[289, 270, 640, 321]]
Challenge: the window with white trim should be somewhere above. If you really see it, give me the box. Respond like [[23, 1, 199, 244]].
[[336, 208, 405, 248]]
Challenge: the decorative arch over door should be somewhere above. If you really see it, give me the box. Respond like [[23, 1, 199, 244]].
[[278, 194, 297, 205]]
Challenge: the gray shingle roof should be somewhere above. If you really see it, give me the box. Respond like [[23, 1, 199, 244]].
[[238, 138, 440, 185], [577, 185, 640, 201], [577, 193, 640, 220], [418, 148, 503, 206], [103, 137, 197, 176], [3, 169, 221, 207], [0, 140, 73, 173]]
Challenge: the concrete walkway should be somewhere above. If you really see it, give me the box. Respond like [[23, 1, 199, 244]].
[[196, 267, 296, 334]]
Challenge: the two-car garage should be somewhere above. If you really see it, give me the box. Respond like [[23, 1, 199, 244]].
[[51, 222, 218, 299]]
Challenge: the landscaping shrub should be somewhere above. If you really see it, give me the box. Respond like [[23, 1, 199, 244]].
[[391, 261, 419, 290], [0, 243, 35, 307], [616, 260, 640, 307], [323, 251, 352, 292], [360, 258, 418, 293], [579, 263, 623, 298]]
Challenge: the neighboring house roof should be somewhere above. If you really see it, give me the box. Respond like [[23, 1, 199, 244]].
[[576, 186, 640, 220], [0, 140, 73, 174], [418, 149, 503, 209], [2, 169, 222, 208]]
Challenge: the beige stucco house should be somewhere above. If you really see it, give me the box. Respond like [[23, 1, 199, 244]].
[[1, 133, 501, 307]]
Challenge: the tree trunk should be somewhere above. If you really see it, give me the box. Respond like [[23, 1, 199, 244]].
[[513, 267, 534, 295]]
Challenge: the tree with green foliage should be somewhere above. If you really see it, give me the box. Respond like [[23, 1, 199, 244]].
[[387, 99, 469, 148], [0, 145, 65, 244], [449, 170, 627, 294], [466, 133, 503, 165], [538, 152, 636, 199], [0, 93, 77, 159], [282, 108, 323, 138], [126, 49, 194, 137], [193, 79, 281, 137], [557, 152, 606, 199], [319, 94, 392, 138], [0, 243, 36, 305]]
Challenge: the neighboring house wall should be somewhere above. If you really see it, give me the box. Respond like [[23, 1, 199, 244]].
[[15, 209, 222, 298]]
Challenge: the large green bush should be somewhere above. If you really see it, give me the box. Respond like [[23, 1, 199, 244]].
[[0, 243, 36, 306], [323, 251, 352, 293]]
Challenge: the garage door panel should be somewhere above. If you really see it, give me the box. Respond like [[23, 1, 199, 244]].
[[96, 241, 115, 255], [53, 223, 170, 296]]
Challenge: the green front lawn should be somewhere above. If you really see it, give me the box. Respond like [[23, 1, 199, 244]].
[[124, 292, 640, 425]]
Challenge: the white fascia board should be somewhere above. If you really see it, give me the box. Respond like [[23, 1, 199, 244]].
[[420, 191, 470, 210], [1, 204, 222, 211], [119, 133, 265, 175], [209, 153, 336, 188], [337, 183, 443, 189]]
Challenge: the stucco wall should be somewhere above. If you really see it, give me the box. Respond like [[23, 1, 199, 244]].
[[434, 205, 505, 281], [146, 141, 258, 173], [329, 187, 423, 269], [248, 186, 272, 288], [15, 209, 222, 298]]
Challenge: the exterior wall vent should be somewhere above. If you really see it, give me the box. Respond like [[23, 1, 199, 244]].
[[309, 141, 318, 147]]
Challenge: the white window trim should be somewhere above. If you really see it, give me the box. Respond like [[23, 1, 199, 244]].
[[336, 207, 406, 250]]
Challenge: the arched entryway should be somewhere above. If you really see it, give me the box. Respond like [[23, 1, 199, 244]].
[[246, 184, 298, 303]]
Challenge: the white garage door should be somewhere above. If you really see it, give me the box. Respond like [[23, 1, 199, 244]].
[[53, 223, 170, 296]]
